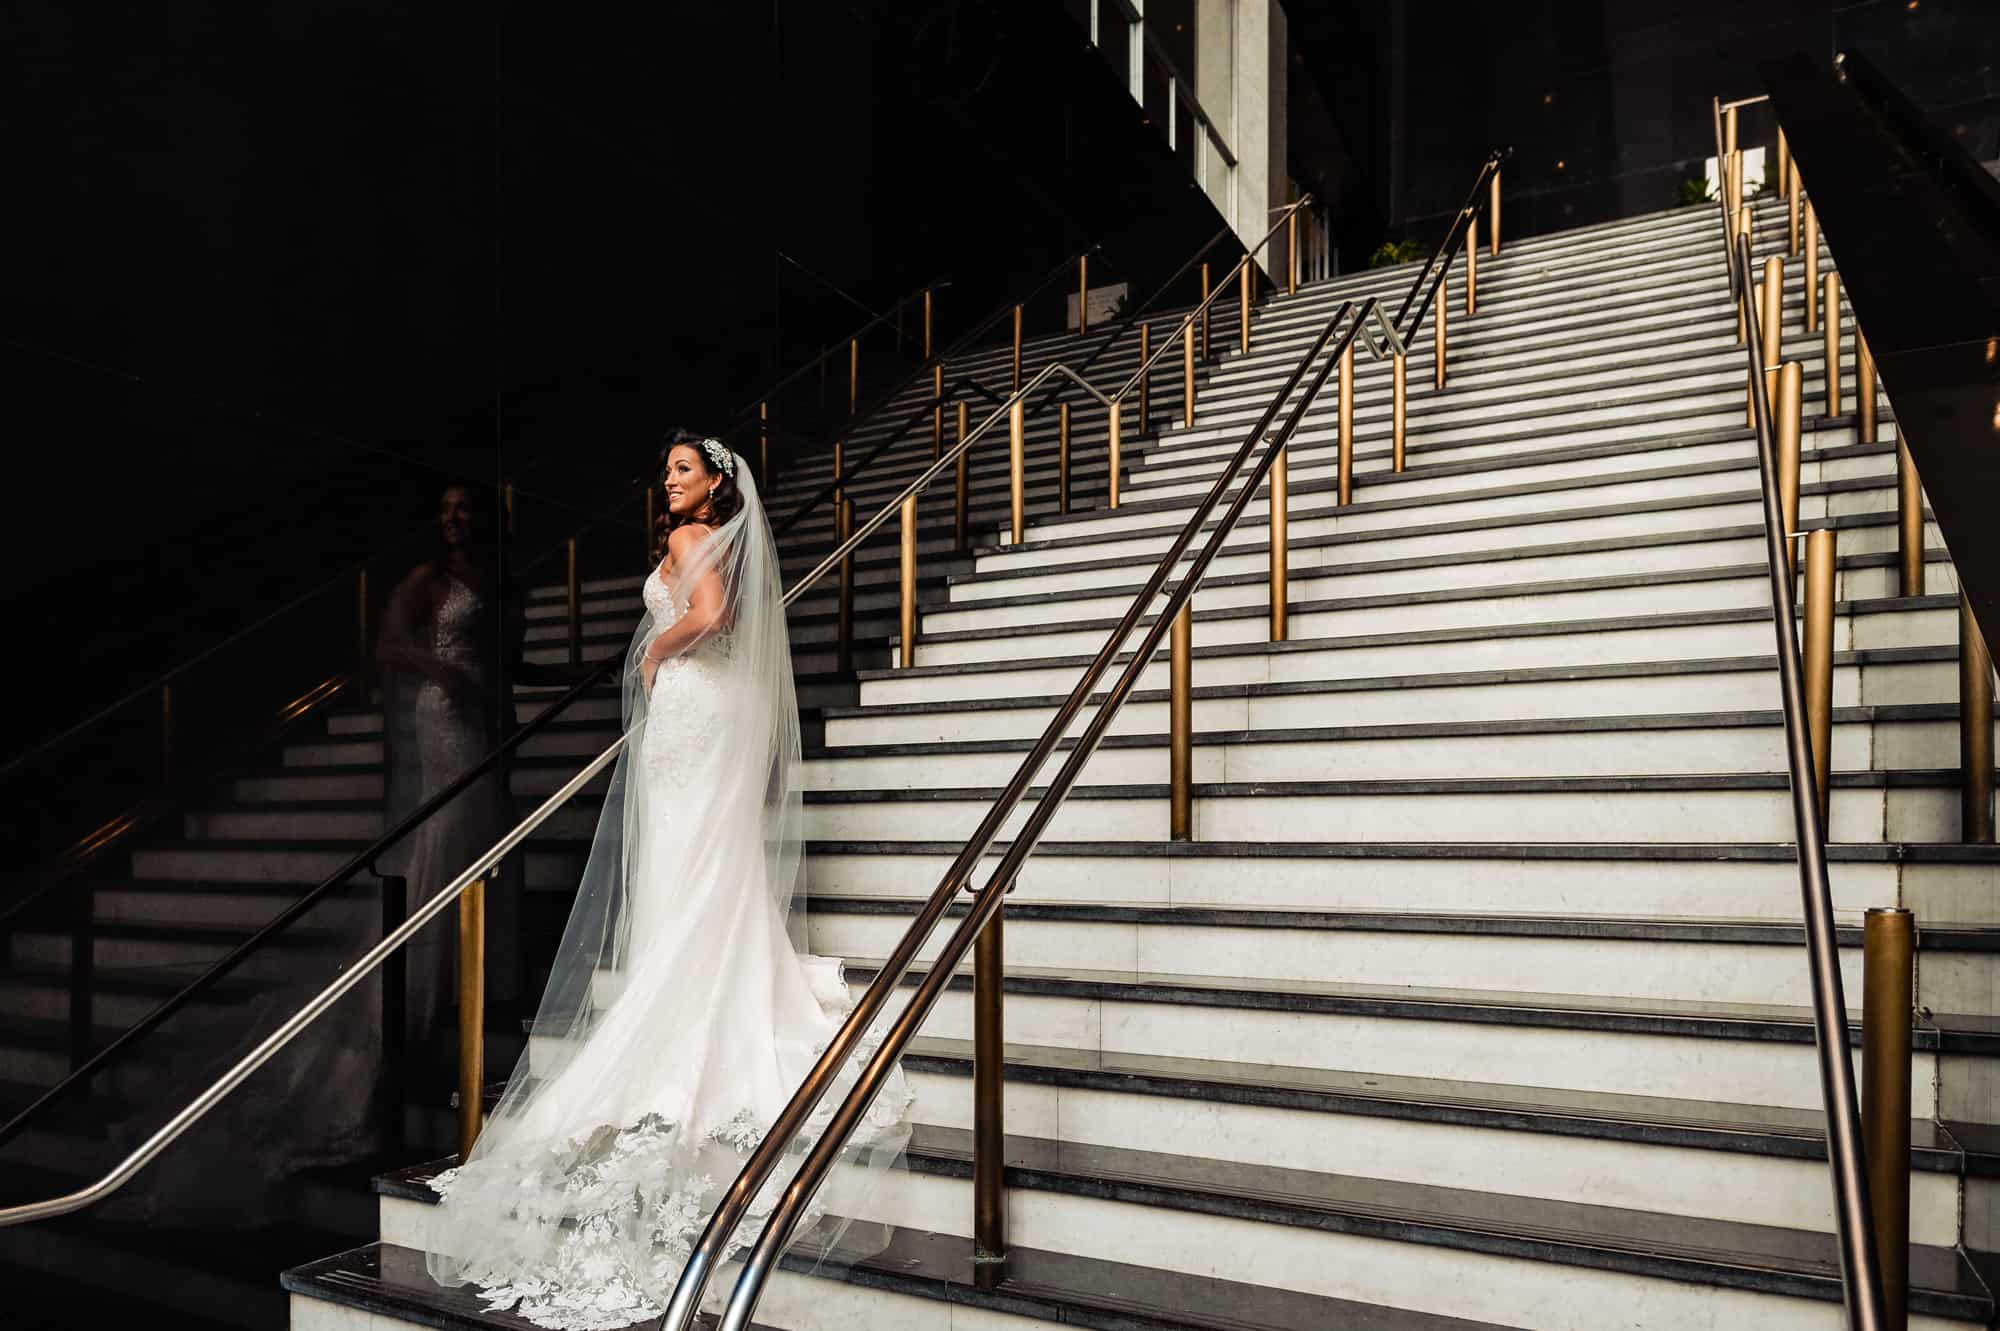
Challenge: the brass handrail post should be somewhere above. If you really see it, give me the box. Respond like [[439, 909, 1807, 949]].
[[836, 499, 855, 675], [503, 482, 516, 537], [1008, 398, 1026, 545], [1138, 322, 1152, 431], [1336, 339, 1355, 505], [160, 683, 175, 785], [1824, 274, 1844, 418], [1804, 528, 1836, 825], [758, 402, 770, 492], [457, 875, 487, 1162], [1078, 254, 1089, 335], [1751, 257, 1783, 428], [1489, 166, 1501, 254], [899, 494, 918, 670], [955, 402, 972, 554], [1012, 305, 1023, 391], [1465, 215, 1478, 316], [1169, 603, 1193, 840], [1182, 323, 1196, 429], [1107, 398, 1123, 510], [833, 438, 845, 507], [566, 537, 582, 668], [1963, 594, 1995, 843], [1735, 205, 1753, 344], [849, 337, 859, 417], [1288, 208, 1299, 295], [1200, 263, 1211, 361], [1805, 201, 1821, 333], [933, 365, 945, 460], [1238, 260, 1252, 355], [1788, 162, 1802, 258], [971, 902, 1006, 1266], [1391, 353, 1408, 471], [1858, 331, 1879, 445], [923, 288, 934, 360], [1896, 443, 1923, 598], [1270, 444, 1288, 642], [1862, 906, 1915, 1331], [1777, 361, 1804, 575], [1777, 125, 1791, 206], [1058, 402, 1072, 516], [1434, 273, 1448, 390]]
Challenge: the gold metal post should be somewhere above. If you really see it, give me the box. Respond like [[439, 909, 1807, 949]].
[[923, 288, 934, 359], [836, 499, 854, 675], [1777, 126, 1791, 204], [971, 903, 1006, 1265], [1862, 905, 1915, 1331], [1751, 257, 1783, 427], [1200, 263, 1211, 361], [1183, 322, 1196, 429], [933, 365, 944, 460], [1239, 260, 1251, 355], [1139, 322, 1151, 431], [1963, 594, 1995, 843], [1858, 331, 1878, 444], [1107, 399, 1123, 510], [1736, 205, 1753, 345], [1897, 443, 1923, 598], [1824, 274, 1843, 417], [1805, 202, 1820, 333], [1012, 305, 1023, 391], [1466, 216, 1478, 316], [1270, 444, 1288, 642], [1078, 254, 1089, 335], [1788, 162, 1802, 257], [1777, 362, 1804, 575], [566, 537, 582, 668], [1392, 353, 1408, 471], [1490, 167, 1501, 254], [955, 402, 971, 554], [503, 482, 516, 536], [833, 438, 844, 508], [1058, 402, 1072, 515], [457, 875, 486, 1162], [849, 337, 859, 416], [1170, 603, 1193, 840], [1008, 397, 1026, 545], [1804, 528, 1836, 824], [1288, 208, 1299, 295], [899, 493, 917, 670], [1434, 273, 1448, 390], [1725, 101, 1738, 176], [1337, 340, 1355, 505]]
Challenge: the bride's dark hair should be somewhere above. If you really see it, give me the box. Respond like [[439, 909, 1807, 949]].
[[653, 427, 744, 564]]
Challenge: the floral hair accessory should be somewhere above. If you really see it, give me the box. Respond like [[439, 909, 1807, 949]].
[[697, 437, 736, 479]]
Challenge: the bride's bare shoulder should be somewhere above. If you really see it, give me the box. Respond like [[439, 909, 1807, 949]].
[[665, 522, 715, 565]]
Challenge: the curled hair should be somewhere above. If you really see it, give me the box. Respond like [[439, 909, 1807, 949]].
[[652, 428, 744, 565]]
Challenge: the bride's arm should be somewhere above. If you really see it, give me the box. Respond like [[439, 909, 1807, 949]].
[[639, 526, 726, 687]]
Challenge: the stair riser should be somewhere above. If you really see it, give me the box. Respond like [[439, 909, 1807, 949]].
[[807, 912, 1870, 1008], [0, 981, 241, 1028], [8, 932, 322, 979], [891, 983, 1941, 1115], [804, 784, 1965, 846], [899, 1070, 1962, 1246], [804, 852, 1981, 924], [807, 718, 1981, 790], [236, 773, 386, 801], [91, 886, 377, 931], [831, 659, 1951, 746]]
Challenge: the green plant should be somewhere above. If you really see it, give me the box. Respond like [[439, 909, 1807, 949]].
[[1677, 177, 1714, 207], [1367, 238, 1426, 268]]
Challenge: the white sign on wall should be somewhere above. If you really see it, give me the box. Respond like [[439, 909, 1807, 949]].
[[1068, 282, 1130, 330]]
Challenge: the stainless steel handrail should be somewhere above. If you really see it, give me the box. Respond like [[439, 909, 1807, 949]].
[[1716, 124, 1887, 1328], [686, 296, 1366, 1331]]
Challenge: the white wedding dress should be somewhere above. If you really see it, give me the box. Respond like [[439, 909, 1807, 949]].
[[423, 463, 911, 1330]]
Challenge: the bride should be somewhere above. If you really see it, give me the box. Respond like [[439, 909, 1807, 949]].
[[424, 433, 911, 1330]]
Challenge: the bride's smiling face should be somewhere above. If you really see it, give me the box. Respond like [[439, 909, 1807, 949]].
[[663, 445, 720, 520]]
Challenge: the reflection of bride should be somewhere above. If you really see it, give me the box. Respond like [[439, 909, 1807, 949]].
[[423, 434, 911, 1330]]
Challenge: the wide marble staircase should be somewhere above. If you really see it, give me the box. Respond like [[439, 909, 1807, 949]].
[[42, 193, 2000, 1329]]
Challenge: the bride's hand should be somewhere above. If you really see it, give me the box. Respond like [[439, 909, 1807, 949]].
[[640, 654, 660, 695]]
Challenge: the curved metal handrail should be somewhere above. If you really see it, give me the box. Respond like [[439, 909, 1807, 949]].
[[1713, 112, 1888, 1329]]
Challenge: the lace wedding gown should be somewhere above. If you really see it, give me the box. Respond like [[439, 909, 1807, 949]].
[[424, 477, 911, 1331]]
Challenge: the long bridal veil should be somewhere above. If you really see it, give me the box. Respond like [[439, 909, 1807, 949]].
[[423, 460, 910, 1329]]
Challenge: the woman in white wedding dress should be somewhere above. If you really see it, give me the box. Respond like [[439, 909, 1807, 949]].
[[424, 434, 911, 1330]]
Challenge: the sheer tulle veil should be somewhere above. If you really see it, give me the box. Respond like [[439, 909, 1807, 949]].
[[422, 455, 909, 1328]]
